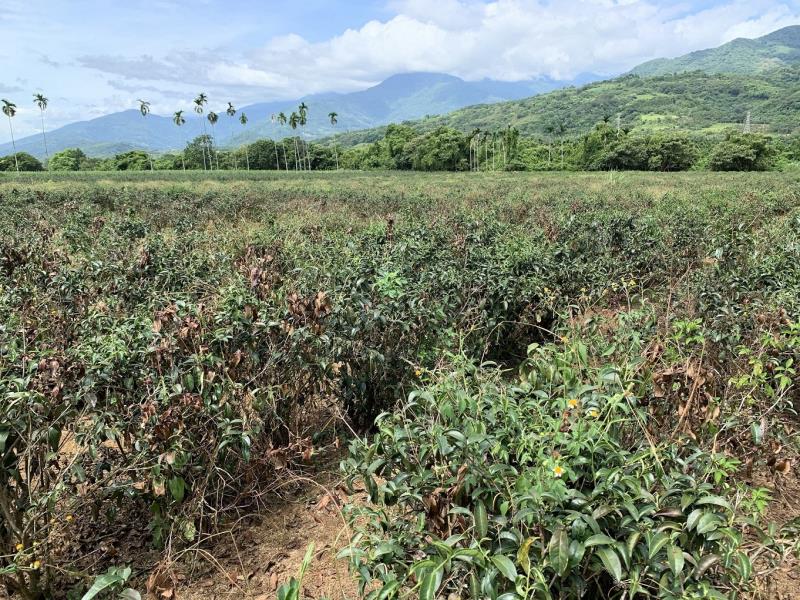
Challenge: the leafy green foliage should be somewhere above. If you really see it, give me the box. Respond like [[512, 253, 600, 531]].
[[48, 147, 89, 171], [0, 152, 43, 172], [342, 348, 752, 599], [0, 171, 796, 596], [113, 150, 152, 171], [708, 133, 775, 171], [630, 25, 800, 77]]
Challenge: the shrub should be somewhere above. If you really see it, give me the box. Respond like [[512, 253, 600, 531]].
[[342, 347, 753, 600], [708, 134, 774, 171]]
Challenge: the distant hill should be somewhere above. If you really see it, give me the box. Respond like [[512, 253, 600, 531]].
[[630, 25, 800, 77], [0, 72, 599, 159], [331, 67, 800, 146]]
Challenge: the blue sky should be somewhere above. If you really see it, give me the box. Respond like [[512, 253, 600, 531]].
[[2, 0, 799, 143]]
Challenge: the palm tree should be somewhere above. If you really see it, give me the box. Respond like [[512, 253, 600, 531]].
[[193, 93, 209, 170], [137, 99, 154, 171], [1, 99, 18, 172], [289, 112, 301, 171], [277, 112, 289, 172], [173, 110, 186, 170], [226, 103, 238, 169], [33, 93, 49, 166], [207, 111, 220, 170], [239, 112, 250, 171], [270, 114, 280, 170], [298, 102, 310, 170], [328, 111, 339, 170]]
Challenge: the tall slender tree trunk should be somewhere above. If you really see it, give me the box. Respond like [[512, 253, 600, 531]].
[[201, 118, 211, 170], [303, 129, 311, 170], [333, 140, 339, 170], [39, 110, 49, 167], [6, 116, 18, 173], [273, 140, 280, 170], [211, 124, 220, 170], [282, 141, 289, 172], [245, 146, 250, 171], [199, 117, 207, 170], [293, 139, 300, 171]]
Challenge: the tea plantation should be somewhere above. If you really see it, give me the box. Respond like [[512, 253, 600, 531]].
[[0, 171, 798, 599]]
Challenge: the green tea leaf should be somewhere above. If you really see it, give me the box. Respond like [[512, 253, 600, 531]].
[[491, 555, 518, 582], [595, 547, 623, 583]]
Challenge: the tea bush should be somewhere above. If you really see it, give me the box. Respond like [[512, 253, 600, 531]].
[[341, 346, 754, 599], [0, 171, 797, 597]]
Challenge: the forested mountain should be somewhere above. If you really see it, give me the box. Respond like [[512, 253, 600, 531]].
[[0, 72, 596, 158], [630, 25, 800, 77], [331, 67, 800, 147]]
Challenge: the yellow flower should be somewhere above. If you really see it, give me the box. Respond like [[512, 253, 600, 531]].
[[65, 515, 74, 523], [15, 544, 23, 552], [560, 336, 569, 344], [31, 561, 41, 570], [588, 409, 599, 418], [567, 398, 579, 409], [629, 279, 636, 287], [553, 465, 564, 478]]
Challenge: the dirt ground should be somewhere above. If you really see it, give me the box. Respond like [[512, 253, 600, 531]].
[[753, 470, 800, 600], [174, 464, 360, 600]]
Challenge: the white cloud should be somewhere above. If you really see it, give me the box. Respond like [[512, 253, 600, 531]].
[[2, 0, 800, 143], [76, 0, 800, 97], [225, 0, 800, 91]]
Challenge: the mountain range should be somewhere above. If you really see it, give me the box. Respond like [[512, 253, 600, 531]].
[[331, 67, 799, 146], [0, 73, 599, 159], [630, 25, 800, 77], [2, 24, 799, 159], [330, 25, 800, 145]]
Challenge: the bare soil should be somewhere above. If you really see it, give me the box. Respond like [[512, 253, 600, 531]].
[[173, 463, 360, 600], [752, 470, 800, 600]]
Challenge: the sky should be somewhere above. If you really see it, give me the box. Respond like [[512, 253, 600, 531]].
[[2, 0, 799, 143]]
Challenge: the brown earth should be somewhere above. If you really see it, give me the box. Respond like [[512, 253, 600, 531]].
[[173, 464, 361, 600], [752, 470, 800, 600]]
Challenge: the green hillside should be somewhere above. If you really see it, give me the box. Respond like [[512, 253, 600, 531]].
[[631, 25, 800, 77], [332, 67, 800, 146]]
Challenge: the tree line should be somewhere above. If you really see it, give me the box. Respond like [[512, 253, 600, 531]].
[[2, 117, 798, 174]]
